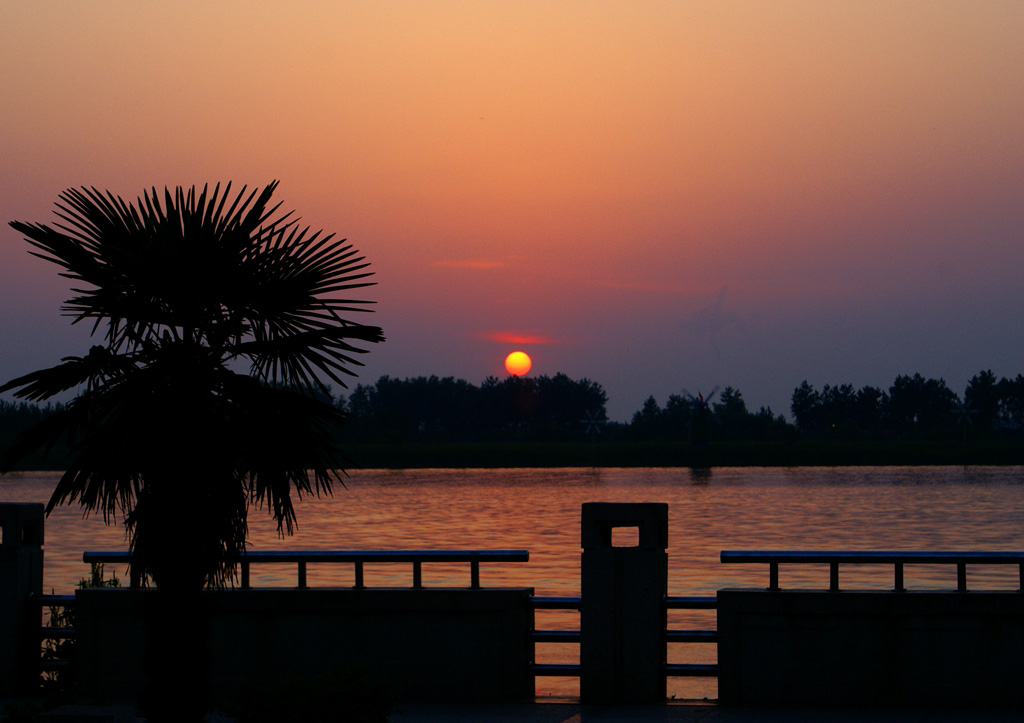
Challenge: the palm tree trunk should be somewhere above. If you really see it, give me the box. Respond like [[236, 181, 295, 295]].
[[141, 586, 210, 723]]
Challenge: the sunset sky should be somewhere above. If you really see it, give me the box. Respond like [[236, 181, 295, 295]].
[[1, 1, 1021, 422]]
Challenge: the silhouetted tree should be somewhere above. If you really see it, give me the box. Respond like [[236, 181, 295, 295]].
[[712, 386, 748, 440], [854, 386, 886, 438], [0, 182, 383, 720], [964, 370, 1000, 436], [790, 381, 822, 434], [749, 405, 795, 441], [631, 396, 663, 438], [885, 373, 958, 438], [536, 373, 608, 434], [663, 393, 694, 439], [793, 376, 976, 440], [999, 375, 1024, 431], [817, 384, 854, 437]]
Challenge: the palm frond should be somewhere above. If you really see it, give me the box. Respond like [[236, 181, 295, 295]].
[[5, 180, 383, 590], [224, 379, 350, 534], [238, 323, 384, 390], [0, 346, 131, 401]]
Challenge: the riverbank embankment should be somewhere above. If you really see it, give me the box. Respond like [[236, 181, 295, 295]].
[[337, 440, 1024, 469]]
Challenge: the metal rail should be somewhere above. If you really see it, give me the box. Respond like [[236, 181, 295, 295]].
[[34, 593, 75, 606], [84, 549, 529, 589], [529, 594, 719, 678], [721, 550, 1024, 592], [665, 595, 718, 677], [530, 595, 581, 677], [532, 595, 581, 610], [666, 595, 716, 609]]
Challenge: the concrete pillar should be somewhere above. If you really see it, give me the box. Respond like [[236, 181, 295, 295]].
[[580, 502, 668, 704], [0, 503, 44, 696]]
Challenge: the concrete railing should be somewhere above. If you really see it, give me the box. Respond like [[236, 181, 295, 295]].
[[75, 547, 535, 702], [718, 550, 1024, 707], [5, 501, 1024, 708]]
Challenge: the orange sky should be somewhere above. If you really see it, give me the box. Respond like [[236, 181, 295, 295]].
[[2, 1, 1022, 420]]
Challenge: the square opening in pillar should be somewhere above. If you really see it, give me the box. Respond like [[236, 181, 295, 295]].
[[22, 522, 41, 546], [610, 525, 640, 548]]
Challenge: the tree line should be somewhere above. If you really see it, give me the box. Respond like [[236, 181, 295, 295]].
[[337, 373, 609, 443], [0, 400, 67, 468], [630, 370, 1024, 443], [4, 369, 1024, 458], [790, 370, 1024, 440], [333, 368, 1024, 444]]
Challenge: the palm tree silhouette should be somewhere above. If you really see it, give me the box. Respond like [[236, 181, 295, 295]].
[[1, 181, 384, 591]]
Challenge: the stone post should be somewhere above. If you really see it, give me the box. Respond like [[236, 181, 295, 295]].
[[580, 502, 668, 704], [0, 503, 44, 696]]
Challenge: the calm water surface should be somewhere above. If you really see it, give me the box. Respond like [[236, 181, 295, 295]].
[[4, 466, 1022, 699]]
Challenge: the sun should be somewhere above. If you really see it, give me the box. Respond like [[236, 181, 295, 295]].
[[504, 351, 532, 376]]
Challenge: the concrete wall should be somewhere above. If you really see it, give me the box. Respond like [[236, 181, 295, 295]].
[[75, 586, 534, 703], [718, 589, 1024, 707]]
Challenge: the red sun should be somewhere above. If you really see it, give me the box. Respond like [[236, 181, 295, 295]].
[[504, 351, 532, 376]]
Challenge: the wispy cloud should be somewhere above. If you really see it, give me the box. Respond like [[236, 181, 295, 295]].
[[431, 259, 507, 270], [473, 330, 564, 345]]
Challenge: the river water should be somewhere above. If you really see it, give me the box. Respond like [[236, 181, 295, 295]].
[[3, 466, 1023, 699]]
